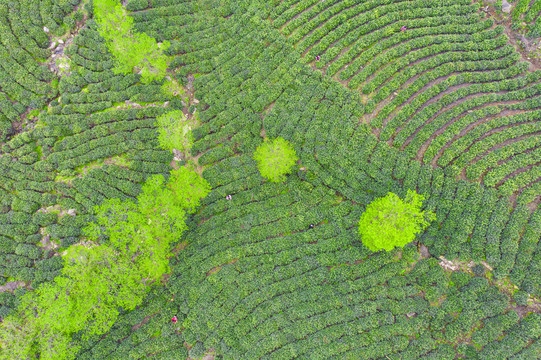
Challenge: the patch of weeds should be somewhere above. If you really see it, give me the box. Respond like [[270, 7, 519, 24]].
[[35, 145, 43, 159], [27, 109, 41, 120], [161, 78, 186, 99]]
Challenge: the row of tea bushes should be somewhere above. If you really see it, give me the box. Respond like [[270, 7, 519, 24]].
[[0, 0, 83, 142], [0, 18, 176, 295], [268, 0, 541, 204], [511, 0, 541, 37]]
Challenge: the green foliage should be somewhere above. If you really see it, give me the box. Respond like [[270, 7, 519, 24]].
[[253, 137, 299, 182], [155, 110, 194, 154], [0, 168, 210, 360], [358, 190, 436, 252], [3, 0, 541, 358], [94, 0, 170, 84]]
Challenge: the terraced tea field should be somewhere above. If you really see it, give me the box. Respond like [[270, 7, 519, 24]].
[[1, 0, 541, 359]]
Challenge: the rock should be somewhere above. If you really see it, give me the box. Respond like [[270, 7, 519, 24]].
[[66, 209, 76, 216], [406, 312, 416, 318], [43, 26, 49, 33], [0, 281, 25, 293], [58, 39, 64, 44], [172, 149, 183, 161], [163, 101, 170, 107], [420, 244, 430, 258], [502, 0, 512, 13]]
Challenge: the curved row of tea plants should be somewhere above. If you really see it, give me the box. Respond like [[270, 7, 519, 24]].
[[0, 15, 180, 319], [268, 0, 541, 203], [66, 3, 541, 359], [0, 0, 85, 142]]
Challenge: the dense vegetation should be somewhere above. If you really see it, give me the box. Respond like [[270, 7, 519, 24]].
[[0, 166, 210, 360], [253, 137, 299, 182], [510, 0, 541, 37], [0, 0, 540, 359], [358, 190, 435, 252]]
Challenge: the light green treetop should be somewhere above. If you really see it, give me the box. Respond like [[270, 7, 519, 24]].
[[155, 110, 195, 155], [358, 189, 436, 252], [253, 137, 299, 182], [0, 168, 211, 360], [93, 0, 170, 83]]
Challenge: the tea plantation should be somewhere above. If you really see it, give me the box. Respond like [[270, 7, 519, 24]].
[[1, 0, 541, 359]]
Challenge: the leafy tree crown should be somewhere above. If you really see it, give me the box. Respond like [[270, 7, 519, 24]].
[[94, 0, 170, 84], [155, 110, 194, 154], [0, 168, 210, 360], [358, 189, 436, 252], [253, 137, 299, 182]]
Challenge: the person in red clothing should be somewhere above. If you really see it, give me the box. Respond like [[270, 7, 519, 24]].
[[171, 315, 178, 324]]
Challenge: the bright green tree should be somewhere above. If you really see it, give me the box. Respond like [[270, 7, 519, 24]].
[[358, 189, 436, 252], [155, 110, 195, 155], [0, 168, 211, 360], [94, 0, 170, 83], [253, 137, 299, 182]]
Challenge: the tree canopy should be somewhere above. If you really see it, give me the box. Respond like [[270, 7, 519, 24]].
[[358, 189, 436, 252], [0, 168, 211, 360], [155, 110, 195, 155], [93, 0, 170, 83], [253, 137, 299, 183]]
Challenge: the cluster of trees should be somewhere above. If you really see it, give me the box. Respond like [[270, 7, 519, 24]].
[[0, 167, 210, 359], [0, 13, 187, 294], [93, 0, 171, 84]]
